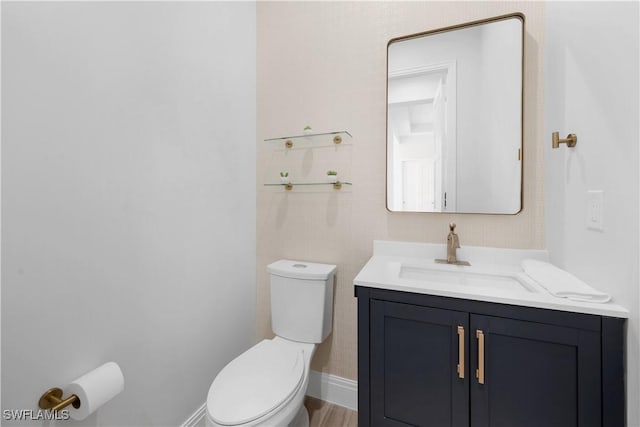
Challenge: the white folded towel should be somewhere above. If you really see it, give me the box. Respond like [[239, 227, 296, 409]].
[[521, 259, 611, 303]]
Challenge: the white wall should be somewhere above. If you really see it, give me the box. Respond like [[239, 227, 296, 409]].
[[1, 2, 256, 426], [544, 2, 639, 424]]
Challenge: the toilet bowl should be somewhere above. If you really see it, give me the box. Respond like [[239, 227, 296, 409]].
[[206, 337, 315, 427], [205, 260, 336, 427]]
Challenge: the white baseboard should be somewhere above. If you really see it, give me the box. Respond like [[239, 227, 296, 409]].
[[180, 402, 206, 427], [306, 370, 358, 411], [180, 371, 358, 426]]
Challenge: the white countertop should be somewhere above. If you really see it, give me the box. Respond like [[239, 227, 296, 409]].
[[354, 241, 629, 319]]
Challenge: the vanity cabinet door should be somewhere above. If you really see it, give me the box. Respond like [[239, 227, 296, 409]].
[[370, 300, 469, 427], [469, 314, 601, 427]]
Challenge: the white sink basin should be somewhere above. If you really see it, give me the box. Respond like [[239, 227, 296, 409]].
[[353, 241, 629, 318], [399, 263, 537, 293], [353, 240, 629, 318]]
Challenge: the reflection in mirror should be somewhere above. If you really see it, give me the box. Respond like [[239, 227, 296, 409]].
[[387, 14, 523, 214]]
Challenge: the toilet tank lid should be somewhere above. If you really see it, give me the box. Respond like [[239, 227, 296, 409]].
[[268, 259, 336, 280]]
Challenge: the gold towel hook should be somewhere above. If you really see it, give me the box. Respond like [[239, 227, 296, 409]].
[[38, 388, 80, 412], [552, 131, 577, 149]]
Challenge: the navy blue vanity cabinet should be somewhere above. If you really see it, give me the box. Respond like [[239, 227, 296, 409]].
[[370, 300, 469, 427], [356, 286, 625, 427], [469, 314, 601, 427]]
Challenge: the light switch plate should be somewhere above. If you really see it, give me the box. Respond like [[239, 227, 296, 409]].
[[586, 190, 604, 231]]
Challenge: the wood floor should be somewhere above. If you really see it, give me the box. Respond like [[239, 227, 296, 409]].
[[304, 396, 358, 427]]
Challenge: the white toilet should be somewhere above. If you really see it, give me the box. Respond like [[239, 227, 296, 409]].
[[205, 259, 336, 427]]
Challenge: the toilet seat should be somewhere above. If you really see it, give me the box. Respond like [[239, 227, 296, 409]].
[[207, 340, 306, 426]]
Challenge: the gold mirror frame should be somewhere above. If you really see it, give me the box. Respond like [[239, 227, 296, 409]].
[[385, 13, 525, 215]]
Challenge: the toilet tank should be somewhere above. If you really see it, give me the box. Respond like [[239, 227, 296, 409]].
[[267, 260, 336, 343]]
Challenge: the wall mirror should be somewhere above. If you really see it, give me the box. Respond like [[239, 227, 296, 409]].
[[386, 14, 524, 214]]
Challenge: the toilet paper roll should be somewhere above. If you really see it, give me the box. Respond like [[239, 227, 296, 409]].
[[64, 362, 125, 421]]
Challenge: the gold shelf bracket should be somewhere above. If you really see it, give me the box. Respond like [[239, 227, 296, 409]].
[[552, 132, 577, 149], [333, 135, 342, 145], [333, 181, 342, 190], [285, 140, 293, 149], [38, 387, 80, 412]]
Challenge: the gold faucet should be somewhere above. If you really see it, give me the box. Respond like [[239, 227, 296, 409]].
[[447, 222, 460, 263], [435, 222, 470, 266]]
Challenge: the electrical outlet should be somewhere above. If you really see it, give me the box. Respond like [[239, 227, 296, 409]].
[[586, 190, 604, 231]]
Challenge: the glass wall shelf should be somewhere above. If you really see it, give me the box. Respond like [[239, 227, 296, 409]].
[[265, 131, 352, 150], [263, 129, 352, 193], [264, 182, 352, 191]]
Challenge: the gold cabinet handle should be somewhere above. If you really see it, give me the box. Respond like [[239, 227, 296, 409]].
[[476, 330, 485, 384], [457, 326, 465, 379]]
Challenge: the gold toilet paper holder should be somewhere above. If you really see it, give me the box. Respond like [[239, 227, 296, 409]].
[[38, 388, 80, 412]]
